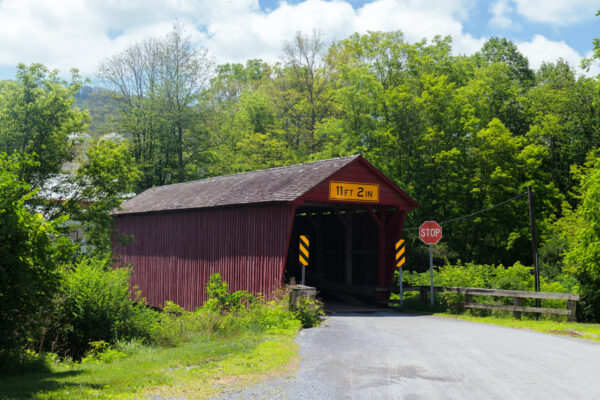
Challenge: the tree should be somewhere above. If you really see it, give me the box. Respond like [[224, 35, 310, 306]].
[[474, 37, 535, 89], [211, 59, 271, 101], [273, 30, 334, 153], [203, 60, 289, 176], [0, 64, 89, 185], [562, 155, 600, 321], [98, 22, 214, 189], [0, 153, 73, 351], [64, 137, 141, 256], [525, 60, 600, 200]]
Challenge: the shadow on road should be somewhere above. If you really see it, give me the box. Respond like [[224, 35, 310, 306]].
[[323, 301, 432, 318]]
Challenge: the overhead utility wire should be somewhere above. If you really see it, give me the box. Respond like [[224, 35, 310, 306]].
[[403, 192, 527, 231]]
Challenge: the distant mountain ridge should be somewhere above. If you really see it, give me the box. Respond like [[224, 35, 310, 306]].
[[75, 85, 121, 137]]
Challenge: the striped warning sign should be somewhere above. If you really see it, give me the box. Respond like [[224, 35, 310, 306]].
[[299, 235, 309, 266], [395, 239, 405, 268]]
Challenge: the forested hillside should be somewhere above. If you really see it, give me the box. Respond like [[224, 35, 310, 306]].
[[92, 28, 600, 270], [2, 23, 600, 364]]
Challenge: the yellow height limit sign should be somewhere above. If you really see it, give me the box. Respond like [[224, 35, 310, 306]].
[[299, 235, 309, 285], [329, 181, 379, 202]]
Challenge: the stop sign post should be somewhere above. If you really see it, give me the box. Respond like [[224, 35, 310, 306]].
[[420, 221, 442, 307]]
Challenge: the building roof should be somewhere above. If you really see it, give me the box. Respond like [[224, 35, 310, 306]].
[[115, 155, 364, 215]]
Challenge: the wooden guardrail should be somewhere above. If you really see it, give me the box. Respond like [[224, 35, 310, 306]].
[[391, 285, 580, 321]]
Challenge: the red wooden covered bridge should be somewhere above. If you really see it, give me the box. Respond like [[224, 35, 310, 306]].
[[113, 155, 417, 309]]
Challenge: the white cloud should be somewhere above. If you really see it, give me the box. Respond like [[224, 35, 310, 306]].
[[0, 0, 201, 75], [489, 0, 515, 29], [513, 0, 597, 25], [205, 0, 358, 64], [1, 0, 593, 81], [0, 0, 489, 78], [205, 0, 484, 64], [517, 34, 590, 74]]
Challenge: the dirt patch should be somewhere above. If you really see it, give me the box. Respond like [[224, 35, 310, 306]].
[[548, 330, 583, 336]]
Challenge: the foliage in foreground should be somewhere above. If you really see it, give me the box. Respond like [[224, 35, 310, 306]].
[[560, 158, 600, 322], [0, 154, 73, 352], [40, 256, 157, 360], [2, 269, 323, 374], [0, 327, 299, 399]]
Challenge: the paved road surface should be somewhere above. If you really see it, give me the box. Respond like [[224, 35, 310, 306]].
[[213, 311, 600, 399]]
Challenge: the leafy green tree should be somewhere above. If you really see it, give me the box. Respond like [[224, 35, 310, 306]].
[[0, 153, 73, 351], [474, 37, 535, 89], [204, 61, 294, 175], [65, 137, 141, 256], [0, 63, 89, 184], [226, 90, 292, 171], [525, 60, 600, 201], [455, 62, 526, 136], [272, 30, 334, 154], [98, 23, 214, 190], [562, 155, 600, 321], [211, 60, 271, 101]]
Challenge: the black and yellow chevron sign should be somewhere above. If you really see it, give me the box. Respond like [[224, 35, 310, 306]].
[[299, 235, 309, 266], [395, 239, 405, 268]]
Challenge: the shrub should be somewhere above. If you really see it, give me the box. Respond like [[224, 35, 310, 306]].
[[149, 302, 227, 346], [204, 273, 255, 313], [80, 340, 127, 364], [147, 276, 304, 346], [0, 154, 74, 352], [293, 297, 325, 328], [400, 262, 573, 318], [44, 256, 158, 359]]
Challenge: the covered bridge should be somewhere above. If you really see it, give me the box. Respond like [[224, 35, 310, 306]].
[[113, 155, 417, 309]]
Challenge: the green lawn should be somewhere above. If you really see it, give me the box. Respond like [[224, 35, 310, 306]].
[[0, 332, 298, 400], [436, 313, 600, 342]]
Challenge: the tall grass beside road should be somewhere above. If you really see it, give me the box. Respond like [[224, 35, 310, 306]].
[[0, 274, 324, 399]]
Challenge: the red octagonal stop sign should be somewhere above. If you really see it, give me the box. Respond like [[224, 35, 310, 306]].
[[419, 221, 442, 245]]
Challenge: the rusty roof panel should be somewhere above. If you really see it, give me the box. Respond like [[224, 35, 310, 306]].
[[115, 155, 361, 215]]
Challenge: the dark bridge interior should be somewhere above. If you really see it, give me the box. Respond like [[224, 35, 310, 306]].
[[285, 204, 386, 302]]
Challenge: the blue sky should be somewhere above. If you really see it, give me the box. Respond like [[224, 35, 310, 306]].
[[0, 0, 597, 81]]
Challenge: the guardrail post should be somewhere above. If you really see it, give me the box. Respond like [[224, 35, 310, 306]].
[[464, 293, 472, 311], [513, 297, 522, 319], [567, 300, 576, 322], [420, 287, 427, 304]]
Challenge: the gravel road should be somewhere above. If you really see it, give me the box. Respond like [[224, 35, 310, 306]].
[[211, 311, 600, 399]]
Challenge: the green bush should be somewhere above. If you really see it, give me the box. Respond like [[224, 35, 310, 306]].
[[80, 340, 127, 364], [0, 154, 74, 352], [149, 302, 226, 346], [147, 275, 303, 346], [204, 273, 255, 313], [25, 271, 310, 361], [293, 297, 325, 328], [400, 262, 573, 318], [403, 262, 538, 291], [44, 256, 158, 359]]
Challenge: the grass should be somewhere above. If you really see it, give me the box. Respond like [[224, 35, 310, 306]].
[[436, 312, 600, 342], [392, 293, 600, 342], [0, 331, 298, 400]]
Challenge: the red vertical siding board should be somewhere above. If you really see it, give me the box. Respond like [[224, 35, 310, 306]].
[[114, 204, 292, 310]]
